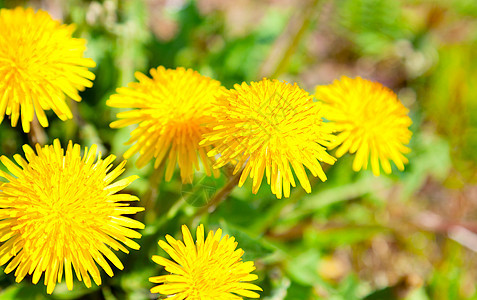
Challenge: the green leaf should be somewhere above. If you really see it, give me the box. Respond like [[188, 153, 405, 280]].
[[0, 283, 46, 300], [304, 225, 389, 248], [285, 248, 335, 295], [283, 280, 313, 300], [218, 221, 275, 262]]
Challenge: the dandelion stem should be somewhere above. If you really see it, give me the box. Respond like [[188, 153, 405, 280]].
[[253, 164, 331, 233], [260, 0, 321, 78], [193, 169, 242, 218]]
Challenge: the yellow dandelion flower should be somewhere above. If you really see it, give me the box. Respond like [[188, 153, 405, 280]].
[[0, 140, 144, 294], [149, 224, 262, 299], [107, 67, 223, 183], [201, 79, 336, 199], [314, 76, 412, 176], [0, 7, 96, 133]]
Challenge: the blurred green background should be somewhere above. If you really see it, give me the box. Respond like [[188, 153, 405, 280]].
[[1, 0, 477, 299]]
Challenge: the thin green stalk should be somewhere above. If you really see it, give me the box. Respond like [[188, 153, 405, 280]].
[[193, 169, 243, 220], [253, 164, 331, 234], [261, 0, 321, 79]]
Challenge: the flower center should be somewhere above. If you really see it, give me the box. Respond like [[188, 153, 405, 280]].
[[12, 159, 110, 255], [186, 256, 232, 297]]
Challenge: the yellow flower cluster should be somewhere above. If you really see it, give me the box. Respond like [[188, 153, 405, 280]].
[[0, 5, 413, 299], [109, 73, 411, 198]]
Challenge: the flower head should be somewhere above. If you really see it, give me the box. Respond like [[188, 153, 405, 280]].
[[201, 79, 336, 199], [0, 7, 96, 132], [107, 67, 223, 183], [314, 76, 412, 176], [149, 224, 262, 299], [0, 140, 144, 294]]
